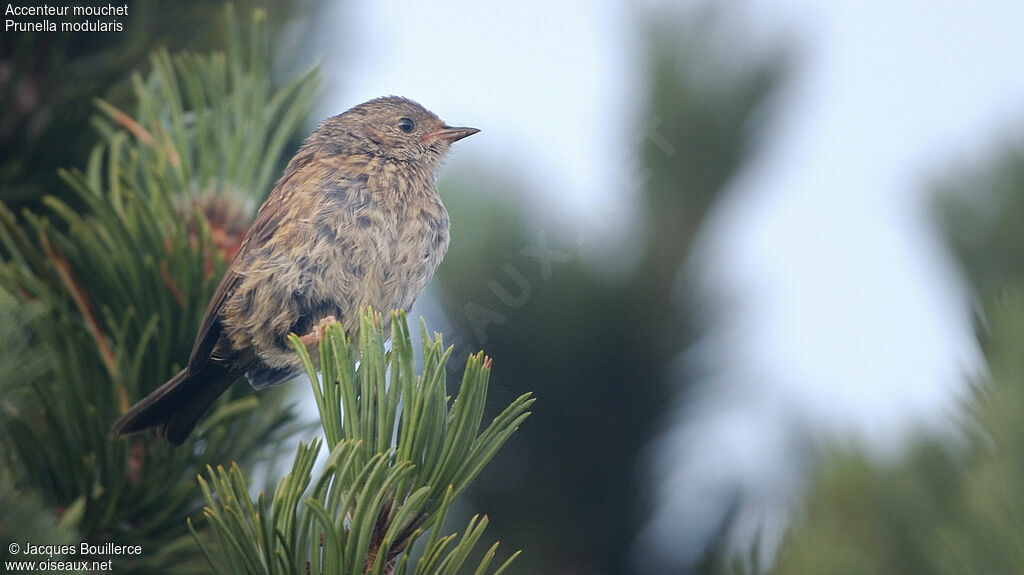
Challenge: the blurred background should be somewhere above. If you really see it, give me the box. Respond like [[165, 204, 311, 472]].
[[4, 1, 1024, 574]]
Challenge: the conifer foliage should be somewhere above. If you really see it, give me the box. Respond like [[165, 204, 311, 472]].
[[1, 8, 532, 573], [1, 7, 314, 572]]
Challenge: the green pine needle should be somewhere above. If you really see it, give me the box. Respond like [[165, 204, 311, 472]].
[[195, 309, 533, 574]]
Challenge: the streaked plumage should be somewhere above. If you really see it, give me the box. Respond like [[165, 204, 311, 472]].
[[111, 96, 478, 444]]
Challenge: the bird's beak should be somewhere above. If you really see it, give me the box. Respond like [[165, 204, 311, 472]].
[[425, 125, 480, 143]]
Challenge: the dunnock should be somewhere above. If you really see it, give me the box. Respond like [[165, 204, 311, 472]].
[[111, 96, 478, 445]]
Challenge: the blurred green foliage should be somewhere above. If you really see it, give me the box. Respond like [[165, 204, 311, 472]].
[[431, 15, 788, 574], [935, 146, 1024, 296]]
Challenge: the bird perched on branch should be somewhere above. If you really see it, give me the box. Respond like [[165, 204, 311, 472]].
[[112, 96, 478, 445]]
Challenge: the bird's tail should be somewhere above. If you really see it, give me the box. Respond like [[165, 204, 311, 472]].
[[110, 363, 236, 445]]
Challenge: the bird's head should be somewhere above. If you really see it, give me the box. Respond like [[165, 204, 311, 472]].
[[309, 96, 479, 168]]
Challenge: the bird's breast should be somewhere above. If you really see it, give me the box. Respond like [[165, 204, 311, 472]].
[[306, 180, 450, 318]]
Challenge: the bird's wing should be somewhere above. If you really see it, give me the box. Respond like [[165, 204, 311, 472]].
[[187, 151, 317, 374], [186, 267, 239, 375]]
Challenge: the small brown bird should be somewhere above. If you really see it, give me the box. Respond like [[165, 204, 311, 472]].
[[112, 96, 478, 445]]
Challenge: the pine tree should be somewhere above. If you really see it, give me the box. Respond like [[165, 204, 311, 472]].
[[1, 8, 317, 572], [1, 7, 533, 573]]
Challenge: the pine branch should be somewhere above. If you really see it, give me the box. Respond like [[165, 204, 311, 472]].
[[0, 6, 320, 572], [194, 309, 534, 575]]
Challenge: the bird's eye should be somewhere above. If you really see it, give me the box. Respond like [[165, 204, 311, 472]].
[[397, 117, 414, 133]]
